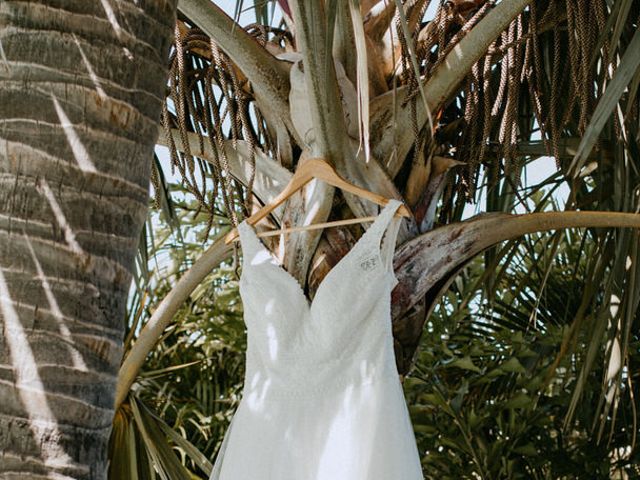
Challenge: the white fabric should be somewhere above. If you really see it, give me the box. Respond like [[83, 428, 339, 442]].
[[210, 198, 424, 480]]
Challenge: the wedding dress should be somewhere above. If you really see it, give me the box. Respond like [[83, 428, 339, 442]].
[[210, 198, 424, 480]]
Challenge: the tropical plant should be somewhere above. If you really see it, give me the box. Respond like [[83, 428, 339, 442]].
[[87, 0, 640, 478], [0, 1, 177, 478], [109, 192, 246, 479], [406, 216, 640, 479]]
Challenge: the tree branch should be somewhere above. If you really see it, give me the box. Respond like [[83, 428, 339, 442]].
[[390, 209, 640, 373], [157, 129, 292, 219], [277, 1, 351, 283], [332, 0, 358, 86], [392, 210, 640, 320], [115, 232, 233, 409], [177, 0, 300, 144], [288, 1, 349, 159]]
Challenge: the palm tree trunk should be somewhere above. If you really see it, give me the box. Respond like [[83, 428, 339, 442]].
[[0, 1, 176, 478]]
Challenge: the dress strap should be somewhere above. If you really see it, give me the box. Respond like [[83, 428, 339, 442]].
[[381, 214, 402, 271], [367, 199, 404, 272], [236, 220, 270, 273], [236, 220, 260, 255]]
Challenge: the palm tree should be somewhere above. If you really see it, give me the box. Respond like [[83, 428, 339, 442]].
[[110, 0, 640, 477], [0, 1, 177, 478]]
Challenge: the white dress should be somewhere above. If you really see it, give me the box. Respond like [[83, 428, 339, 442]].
[[210, 198, 424, 480]]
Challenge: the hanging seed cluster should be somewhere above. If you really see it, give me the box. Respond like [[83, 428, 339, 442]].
[[156, 21, 289, 240], [400, 0, 620, 199]]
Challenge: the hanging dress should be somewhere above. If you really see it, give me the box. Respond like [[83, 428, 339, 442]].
[[210, 198, 424, 480]]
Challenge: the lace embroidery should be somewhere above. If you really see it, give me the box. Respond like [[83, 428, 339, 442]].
[[238, 199, 403, 311]]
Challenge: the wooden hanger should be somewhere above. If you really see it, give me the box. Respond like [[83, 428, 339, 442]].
[[224, 158, 412, 244]]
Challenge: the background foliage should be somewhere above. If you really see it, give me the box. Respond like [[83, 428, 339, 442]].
[[116, 168, 640, 479], [109, 0, 640, 478]]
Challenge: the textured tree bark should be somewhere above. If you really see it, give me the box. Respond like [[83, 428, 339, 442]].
[[0, 1, 176, 478]]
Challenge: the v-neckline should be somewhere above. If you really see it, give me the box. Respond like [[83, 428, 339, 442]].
[[238, 199, 401, 311]]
